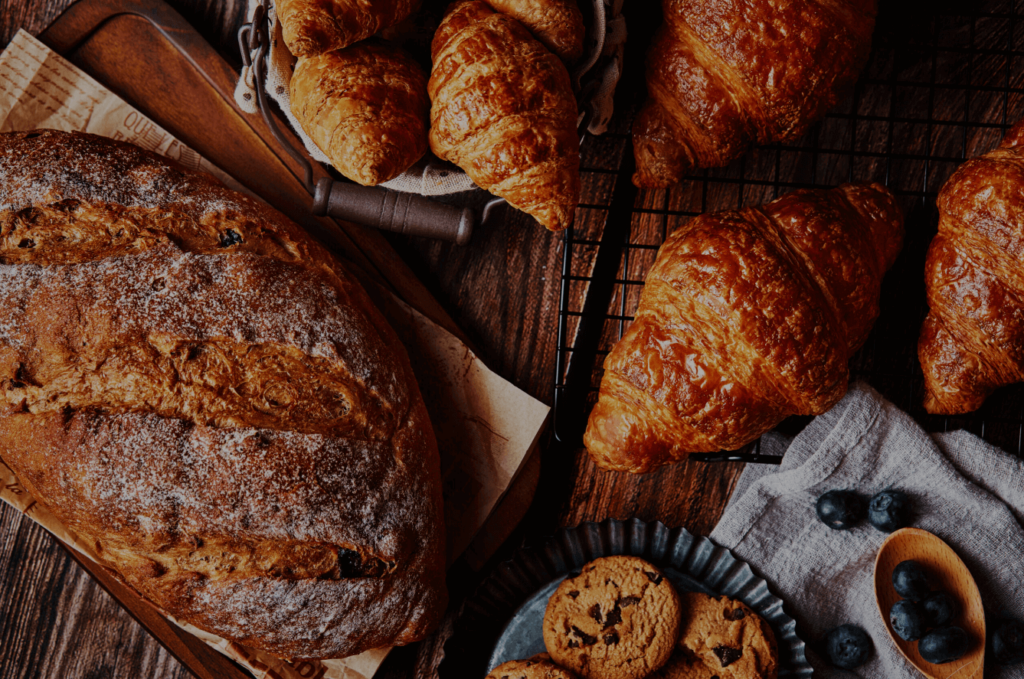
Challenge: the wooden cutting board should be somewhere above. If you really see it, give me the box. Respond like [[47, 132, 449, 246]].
[[26, 1, 541, 676]]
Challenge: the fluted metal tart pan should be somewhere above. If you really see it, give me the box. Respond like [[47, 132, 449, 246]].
[[439, 518, 812, 677]]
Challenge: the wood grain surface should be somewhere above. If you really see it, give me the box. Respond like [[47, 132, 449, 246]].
[[0, 2, 1004, 679]]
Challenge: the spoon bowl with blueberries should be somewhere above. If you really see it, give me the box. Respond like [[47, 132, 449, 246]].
[[874, 528, 985, 679], [816, 488, 1024, 674]]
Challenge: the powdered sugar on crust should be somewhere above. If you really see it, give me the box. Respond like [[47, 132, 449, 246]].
[[3, 405, 444, 659], [0, 243, 404, 438], [0, 130, 446, 659], [0, 130, 256, 219], [0, 264, 39, 347], [4, 243, 369, 362]]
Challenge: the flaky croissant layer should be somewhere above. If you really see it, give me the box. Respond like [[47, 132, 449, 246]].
[[482, 0, 585, 63], [919, 120, 1024, 414], [277, 0, 420, 57], [633, 0, 877, 188], [585, 183, 904, 473], [291, 41, 430, 186], [428, 0, 581, 231]]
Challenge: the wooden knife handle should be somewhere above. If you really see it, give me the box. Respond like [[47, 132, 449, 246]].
[[313, 178, 475, 245]]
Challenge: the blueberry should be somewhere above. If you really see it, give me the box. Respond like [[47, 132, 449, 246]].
[[890, 600, 926, 641], [920, 591, 959, 628], [815, 490, 866, 530], [991, 619, 1024, 665], [919, 626, 970, 664], [868, 490, 912, 532], [824, 624, 873, 669], [892, 560, 931, 602]]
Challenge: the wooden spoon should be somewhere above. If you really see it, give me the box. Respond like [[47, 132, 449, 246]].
[[874, 528, 985, 679]]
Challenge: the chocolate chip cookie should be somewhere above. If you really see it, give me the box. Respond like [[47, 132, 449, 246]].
[[648, 646, 721, 679], [678, 593, 778, 679], [542, 556, 682, 679], [486, 653, 579, 679]]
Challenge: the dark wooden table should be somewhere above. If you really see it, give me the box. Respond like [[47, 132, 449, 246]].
[[0, 1, 753, 677]]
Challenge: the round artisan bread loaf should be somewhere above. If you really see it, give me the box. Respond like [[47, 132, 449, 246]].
[[0, 130, 446, 659]]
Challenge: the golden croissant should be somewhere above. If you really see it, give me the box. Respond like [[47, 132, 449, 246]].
[[633, 0, 877, 188], [290, 41, 429, 186], [584, 184, 904, 473], [919, 120, 1024, 414], [483, 0, 585, 63], [277, 0, 420, 57], [429, 0, 580, 232]]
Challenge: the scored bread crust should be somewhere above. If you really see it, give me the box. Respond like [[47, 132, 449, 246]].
[[0, 130, 446, 659]]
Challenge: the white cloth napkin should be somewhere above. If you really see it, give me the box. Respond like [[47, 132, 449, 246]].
[[711, 381, 1024, 677]]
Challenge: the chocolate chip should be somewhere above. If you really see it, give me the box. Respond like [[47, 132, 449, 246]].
[[589, 604, 603, 623], [570, 625, 597, 646], [603, 605, 622, 628], [568, 590, 580, 599], [17, 238, 34, 249], [724, 608, 746, 621], [151, 277, 166, 292], [219, 229, 243, 247], [604, 631, 620, 645], [644, 571, 663, 585], [617, 595, 641, 607], [567, 640, 580, 649], [712, 646, 743, 667]]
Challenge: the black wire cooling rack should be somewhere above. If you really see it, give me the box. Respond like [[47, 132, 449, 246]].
[[553, 1, 1024, 463]]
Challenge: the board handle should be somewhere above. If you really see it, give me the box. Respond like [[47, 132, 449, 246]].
[[312, 177, 475, 246]]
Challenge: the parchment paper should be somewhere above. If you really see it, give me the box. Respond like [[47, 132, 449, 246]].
[[0, 30, 550, 679]]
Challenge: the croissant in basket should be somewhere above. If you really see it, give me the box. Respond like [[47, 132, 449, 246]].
[[277, 0, 420, 57], [483, 0, 585, 63], [633, 0, 877, 188], [429, 0, 581, 232], [0, 130, 446, 659], [919, 120, 1024, 414], [584, 183, 904, 473], [290, 40, 429, 186]]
